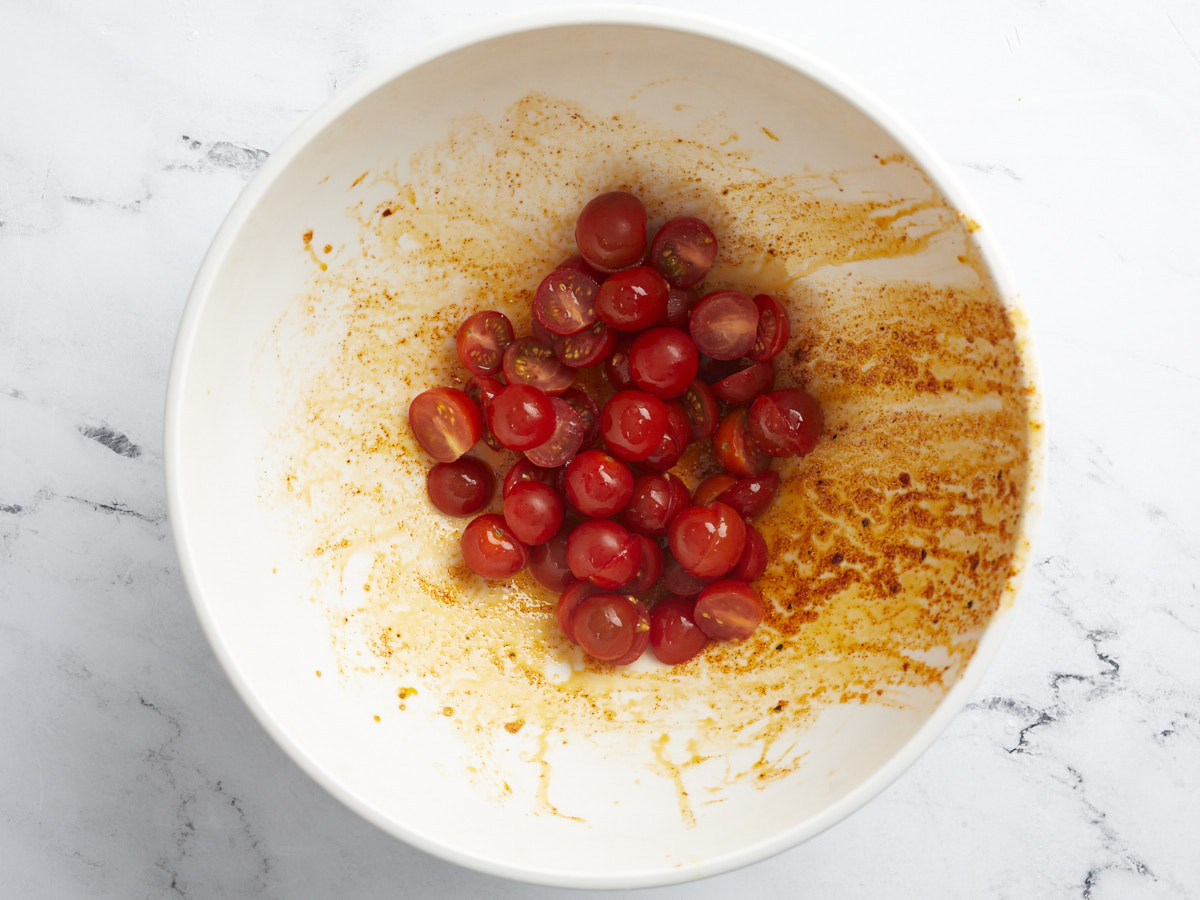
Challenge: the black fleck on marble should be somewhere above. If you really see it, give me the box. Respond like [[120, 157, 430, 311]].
[[78, 424, 142, 459]]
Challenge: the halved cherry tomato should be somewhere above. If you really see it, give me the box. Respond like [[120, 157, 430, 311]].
[[552, 320, 617, 368], [692, 473, 738, 509], [487, 383, 555, 452], [502, 336, 575, 394], [563, 449, 634, 518], [694, 579, 762, 640], [608, 598, 651, 665], [575, 191, 647, 273], [503, 480, 564, 545], [649, 596, 709, 664], [560, 388, 601, 448], [628, 327, 700, 399], [524, 397, 586, 468], [557, 579, 602, 643], [604, 336, 637, 391], [502, 457, 560, 496], [711, 359, 775, 404], [408, 387, 483, 462], [621, 535, 663, 595], [595, 265, 670, 332], [456, 310, 514, 376], [426, 456, 494, 516], [712, 407, 773, 476], [572, 593, 645, 662], [566, 519, 642, 588], [662, 285, 699, 329], [620, 472, 691, 537], [533, 267, 599, 336], [638, 401, 691, 473], [599, 390, 669, 463], [667, 500, 747, 579], [716, 471, 780, 519], [679, 378, 719, 442], [689, 291, 759, 360], [746, 293, 790, 362], [461, 513, 528, 580], [649, 216, 718, 288], [748, 388, 824, 457], [731, 522, 768, 582], [528, 525, 574, 592], [660, 551, 714, 597]]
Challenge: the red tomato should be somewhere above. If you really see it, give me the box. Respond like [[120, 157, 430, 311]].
[[692, 473, 738, 509], [563, 449, 634, 518], [711, 359, 776, 405], [746, 293, 790, 362], [528, 526, 574, 592], [503, 480, 564, 545], [638, 401, 691, 473], [425, 456, 494, 516], [575, 191, 647, 273], [604, 336, 637, 391], [712, 407, 773, 476], [572, 593, 645, 662], [408, 387, 483, 462], [461, 513, 528, 580], [662, 285, 699, 329], [731, 522, 768, 582], [621, 535, 663, 595], [552, 320, 617, 368], [487, 383, 555, 452], [679, 378, 719, 442], [667, 500, 747, 579], [628, 327, 700, 399], [502, 457, 560, 497], [649, 216, 718, 288], [620, 472, 691, 537], [559, 388, 601, 448], [595, 265, 670, 332], [660, 551, 714, 597], [689, 290, 759, 360], [502, 336, 575, 395], [557, 579, 602, 643], [694, 579, 763, 640], [716, 471, 780, 519], [524, 397, 587, 468], [599, 390, 669, 463], [607, 598, 651, 665], [533, 267, 599, 336], [456, 310, 514, 376], [566, 519, 642, 588], [748, 388, 824, 457], [649, 596, 710, 664]]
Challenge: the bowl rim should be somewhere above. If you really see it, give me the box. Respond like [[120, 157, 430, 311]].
[[164, 4, 1046, 889]]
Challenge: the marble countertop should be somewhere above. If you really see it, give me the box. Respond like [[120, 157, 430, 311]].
[[3, 1, 1198, 896]]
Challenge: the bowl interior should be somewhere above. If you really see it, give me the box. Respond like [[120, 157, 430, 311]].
[[169, 17, 1040, 888]]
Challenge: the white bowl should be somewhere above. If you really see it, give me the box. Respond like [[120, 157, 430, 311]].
[[166, 8, 1044, 889]]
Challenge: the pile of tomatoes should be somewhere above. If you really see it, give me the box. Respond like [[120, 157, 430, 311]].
[[407, 191, 822, 667]]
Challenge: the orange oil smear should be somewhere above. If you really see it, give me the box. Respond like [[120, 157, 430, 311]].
[[262, 92, 1034, 819]]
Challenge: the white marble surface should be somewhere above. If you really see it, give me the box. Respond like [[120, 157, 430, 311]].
[[2, 0, 1198, 896]]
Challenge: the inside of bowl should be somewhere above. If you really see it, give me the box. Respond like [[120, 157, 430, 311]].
[[171, 20, 1037, 886]]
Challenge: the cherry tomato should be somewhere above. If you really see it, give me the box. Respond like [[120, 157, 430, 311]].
[[555, 254, 607, 282], [622, 535, 664, 595], [662, 285, 699, 330], [649, 216, 718, 288], [689, 290, 759, 360], [456, 310, 514, 376], [552, 320, 617, 368], [694, 579, 762, 641], [559, 388, 601, 448], [426, 456, 494, 516], [608, 598, 651, 666], [487, 383, 555, 452], [408, 387, 483, 463], [604, 336, 637, 391], [563, 449, 634, 518], [534, 267, 600, 336], [747, 293, 790, 362], [621, 472, 691, 537], [575, 191, 647, 273], [502, 336, 575, 395], [566, 519, 642, 588], [572, 593, 645, 663], [461, 513, 528, 580], [638, 401, 691, 473], [528, 526, 574, 592], [649, 596, 709, 664], [557, 579, 602, 643], [711, 359, 776, 404], [731, 522, 768, 582], [524, 397, 587, 468], [502, 457, 560, 496], [679, 378, 719, 442], [660, 551, 714, 597], [715, 471, 780, 519], [748, 388, 824, 457], [692, 473, 737, 509], [667, 500, 747, 579], [503, 480, 564, 546], [599, 390, 669, 463], [712, 407, 773, 476], [628, 327, 700, 399], [595, 265, 670, 332]]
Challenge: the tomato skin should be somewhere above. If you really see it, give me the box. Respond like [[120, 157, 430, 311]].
[[408, 387, 483, 463], [746, 293, 791, 362], [607, 598, 651, 665], [628, 327, 700, 399], [461, 513, 528, 580], [575, 191, 647, 273], [528, 526, 574, 592], [689, 290, 759, 360], [660, 551, 714, 597], [524, 397, 587, 468], [566, 519, 641, 588], [649, 596, 710, 664], [456, 310, 514, 376], [599, 390, 670, 463], [748, 388, 824, 458], [487, 383, 555, 452], [559, 388, 601, 448], [712, 407, 773, 476], [533, 267, 599, 336], [502, 336, 575, 395], [557, 579, 602, 643], [667, 500, 747, 579], [731, 522, 768, 582], [604, 336, 637, 391], [426, 456, 494, 516], [553, 320, 617, 369], [711, 359, 776, 405], [650, 217, 718, 288], [620, 472, 691, 537], [716, 471, 780, 519], [692, 473, 738, 509], [694, 579, 763, 641], [595, 265, 670, 332], [679, 378, 719, 442], [621, 535, 663, 595], [564, 449, 634, 518], [662, 285, 699, 329], [572, 593, 643, 662], [503, 480, 564, 546], [502, 457, 560, 496], [638, 401, 691, 473]]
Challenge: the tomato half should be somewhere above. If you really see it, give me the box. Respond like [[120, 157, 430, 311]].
[[689, 290, 759, 360], [667, 500, 747, 579], [408, 387, 483, 463], [575, 191, 647, 273], [649, 216, 718, 288], [461, 513, 528, 580], [456, 310, 514, 376], [748, 388, 824, 457], [425, 456, 494, 517], [649, 596, 709, 664], [694, 579, 763, 641]]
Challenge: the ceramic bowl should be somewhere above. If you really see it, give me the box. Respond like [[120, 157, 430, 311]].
[[166, 8, 1043, 888]]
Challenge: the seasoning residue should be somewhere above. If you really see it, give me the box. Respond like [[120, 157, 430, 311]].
[[262, 92, 1034, 822]]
